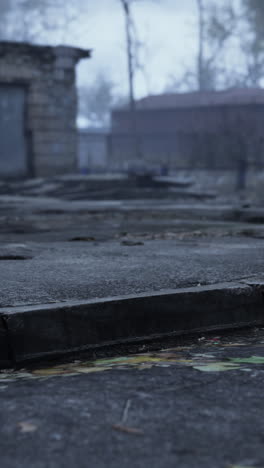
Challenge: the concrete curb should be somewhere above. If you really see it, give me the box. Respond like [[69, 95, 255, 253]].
[[1, 278, 264, 367]]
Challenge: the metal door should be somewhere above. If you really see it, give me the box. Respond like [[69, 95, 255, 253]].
[[0, 85, 28, 177]]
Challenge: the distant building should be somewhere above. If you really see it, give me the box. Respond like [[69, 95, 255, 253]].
[[110, 88, 264, 174], [0, 41, 91, 177], [78, 128, 108, 174]]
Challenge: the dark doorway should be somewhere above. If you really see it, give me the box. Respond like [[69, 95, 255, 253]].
[[0, 85, 28, 177]]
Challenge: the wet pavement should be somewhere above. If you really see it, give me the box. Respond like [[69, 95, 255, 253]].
[[1, 328, 264, 468]]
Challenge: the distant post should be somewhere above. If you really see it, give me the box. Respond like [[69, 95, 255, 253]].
[[232, 131, 248, 193]]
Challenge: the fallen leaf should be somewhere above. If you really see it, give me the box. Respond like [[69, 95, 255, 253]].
[[74, 366, 109, 374], [224, 343, 248, 347], [138, 364, 154, 370], [230, 356, 264, 365], [193, 362, 240, 372], [15, 372, 34, 379], [95, 356, 164, 366], [0, 373, 14, 380], [112, 424, 144, 435], [18, 422, 38, 433], [95, 357, 132, 365], [32, 368, 74, 377], [154, 352, 186, 359], [192, 353, 216, 359]]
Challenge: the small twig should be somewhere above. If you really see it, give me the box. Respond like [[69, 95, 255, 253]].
[[112, 399, 144, 435], [112, 424, 143, 435], [122, 399, 132, 424]]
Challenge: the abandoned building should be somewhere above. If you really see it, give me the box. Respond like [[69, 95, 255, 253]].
[[0, 41, 90, 177], [109, 88, 264, 175], [79, 128, 108, 173]]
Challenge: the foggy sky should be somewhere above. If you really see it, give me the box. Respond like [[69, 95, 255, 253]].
[[74, 0, 198, 97]]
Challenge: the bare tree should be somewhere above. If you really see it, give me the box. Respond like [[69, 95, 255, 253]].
[[119, 0, 143, 165], [197, 0, 264, 89], [168, 0, 238, 92], [79, 75, 122, 128], [196, 0, 206, 90], [3, 0, 80, 43], [240, 0, 264, 87], [119, 0, 157, 104], [120, 0, 136, 115], [196, 0, 237, 90]]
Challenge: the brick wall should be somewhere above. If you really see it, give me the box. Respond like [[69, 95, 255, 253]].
[[0, 41, 90, 176]]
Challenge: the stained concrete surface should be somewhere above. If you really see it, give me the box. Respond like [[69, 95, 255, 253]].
[[1, 328, 264, 468], [0, 236, 264, 307], [0, 182, 264, 307], [1, 178, 264, 467]]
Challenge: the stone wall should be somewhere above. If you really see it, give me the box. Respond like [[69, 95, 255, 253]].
[[0, 41, 90, 176]]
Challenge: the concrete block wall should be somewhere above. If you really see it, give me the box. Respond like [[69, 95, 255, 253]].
[[0, 41, 90, 176]]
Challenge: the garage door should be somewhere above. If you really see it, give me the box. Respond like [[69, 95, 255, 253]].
[[0, 85, 28, 177]]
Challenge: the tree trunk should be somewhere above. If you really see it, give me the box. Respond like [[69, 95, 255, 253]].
[[120, 0, 142, 169], [196, 0, 206, 91]]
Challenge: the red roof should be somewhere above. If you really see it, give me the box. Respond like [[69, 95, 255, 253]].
[[134, 88, 264, 110]]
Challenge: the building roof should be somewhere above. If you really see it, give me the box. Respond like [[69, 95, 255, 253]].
[[0, 41, 91, 62], [132, 88, 264, 110]]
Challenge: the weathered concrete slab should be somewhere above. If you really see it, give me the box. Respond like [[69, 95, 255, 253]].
[[1, 280, 264, 365], [1, 236, 264, 307], [0, 182, 264, 366], [0, 318, 11, 368]]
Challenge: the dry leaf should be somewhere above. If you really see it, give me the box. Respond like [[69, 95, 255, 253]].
[[193, 362, 240, 372], [18, 422, 38, 433], [95, 356, 164, 366], [138, 364, 154, 370], [73, 366, 109, 374], [32, 368, 73, 377], [230, 356, 264, 365]]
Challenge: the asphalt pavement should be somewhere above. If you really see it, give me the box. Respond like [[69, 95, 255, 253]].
[[1, 204, 264, 306], [1, 177, 264, 466], [1, 328, 264, 468]]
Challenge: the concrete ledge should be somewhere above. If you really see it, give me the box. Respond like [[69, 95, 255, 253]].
[[1, 280, 264, 367], [0, 318, 11, 368]]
